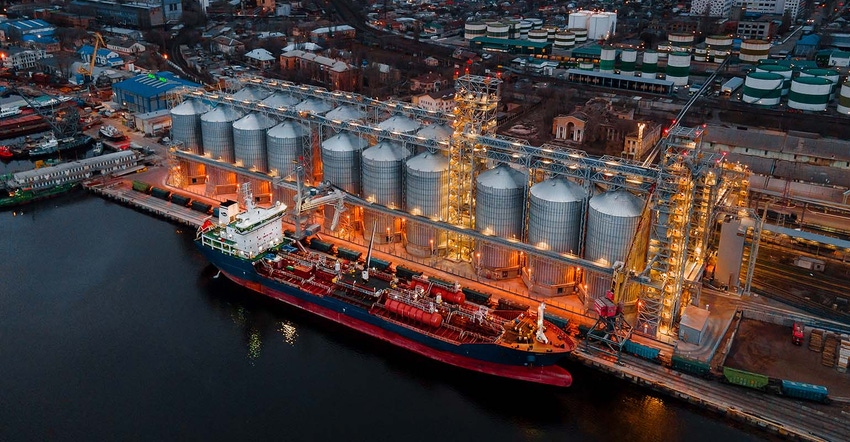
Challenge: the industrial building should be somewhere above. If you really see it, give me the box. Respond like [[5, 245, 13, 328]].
[[164, 75, 750, 339], [112, 72, 202, 114]]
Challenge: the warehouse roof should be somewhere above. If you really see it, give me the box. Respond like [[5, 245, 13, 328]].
[[112, 72, 201, 98], [703, 125, 850, 162]]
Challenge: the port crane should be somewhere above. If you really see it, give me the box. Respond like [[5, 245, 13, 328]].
[[8, 84, 79, 138], [77, 32, 108, 84], [283, 163, 346, 240]]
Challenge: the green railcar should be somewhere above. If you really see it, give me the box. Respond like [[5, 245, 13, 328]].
[[623, 340, 661, 361], [131, 180, 151, 193], [722, 367, 769, 390], [671, 355, 711, 377]]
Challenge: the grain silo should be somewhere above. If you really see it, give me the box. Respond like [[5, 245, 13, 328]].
[[233, 113, 276, 172], [261, 92, 300, 109], [474, 165, 527, 280], [232, 86, 271, 102], [404, 151, 449, 257], [325, 104, 366, 122], [170, 98, 211, 155], [361, 141, 411, 244], [267, 120, 310, 177], [377, 115, 421, 134], [295, 98, 333, 115], [201, 105, 243, 163], [526, 178, 587, 296]]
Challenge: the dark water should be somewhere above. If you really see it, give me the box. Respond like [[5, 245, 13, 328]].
[[0, 195, 773, 441]]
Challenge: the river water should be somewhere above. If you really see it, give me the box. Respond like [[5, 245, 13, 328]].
[[0, 190, 774, 441]]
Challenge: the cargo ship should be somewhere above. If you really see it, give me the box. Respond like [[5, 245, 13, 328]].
[[0, 182, 79, 209], [28, 134, 94, 158], [195, 184, 576, 387]]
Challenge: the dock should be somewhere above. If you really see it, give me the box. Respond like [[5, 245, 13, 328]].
[[84, 178, 211, 227]]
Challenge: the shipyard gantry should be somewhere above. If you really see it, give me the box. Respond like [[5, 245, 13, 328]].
[[164, 75, 750, 340]]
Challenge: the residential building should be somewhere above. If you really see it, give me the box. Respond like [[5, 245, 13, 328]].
[[690, 0, 733, 17], [106, 38, 147, 55], [0, 47, 51, 70], [212, 37, 245, 56], [410, 72, 445, 93], [67, 0, 176, 29], [79, 45, 124, 69], [623, 122, 663, 160], [245, 48, 276, 69], [412, 88, 455, 113], [280, 49, 361, 92], [309, 25, 356, 43]]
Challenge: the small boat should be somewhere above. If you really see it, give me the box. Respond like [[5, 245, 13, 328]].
[[92, 141, 104, 155], [0, 145, 13, 160], [28, 136, 59, 158], [99, 125, 125, 141]]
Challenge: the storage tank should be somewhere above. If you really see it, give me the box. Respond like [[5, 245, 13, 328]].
[[599, 47, 616, 74], [668, 32, 694, 52], [641, 51, 658, 75], [542, 25, 558, 42], [755, 64, 792, 96], [170, 98, 211, 155], [800, 68, 840, 97], [267, 120, 309, 177], [742, 72, 783, 105], [528, 29, 548, 43], [414, 123, 452, 154], [554, 31, 575, 49], [578, 62, 594, 71], [693, 47, 707, 62], [836, 81, 850, 114], [486, 22, 509, 39], [261, 92, 300, 109], [464, 21, 487, 40], [788, 76, 832, 111], [475, 165, 527, 278], [528, 18, 543, 29], [232, 86, 271, 102], [705, 35, 732, 62], [569, 28, 588, 43], [519, 20, 532, 38], [584, 189, 643, 302], [504, 19, 521, 39], [739, 39, 770, 64], [325, 104, 366, 122], [527, 178, 587, 294], [568, 11, 590, 29], [620, 49, 637, 75], [404, 151, 449, 257], [377, 115, 421, 134], [321, 132, 368, 193], [361, 141, 411, 244], [587, 14, 613, 40], [201, 105, 243, 163], [233, 113, 276, 172], [665, 52, 690, 86]]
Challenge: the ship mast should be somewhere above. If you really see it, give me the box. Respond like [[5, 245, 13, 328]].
[[362, 222, 377, 281]]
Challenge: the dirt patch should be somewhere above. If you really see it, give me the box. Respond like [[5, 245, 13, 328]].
[[725, 319, 850, 396]]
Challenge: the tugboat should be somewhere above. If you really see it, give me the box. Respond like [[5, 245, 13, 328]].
[[0, 146, 13, 161], [99, 124, 126, 141]]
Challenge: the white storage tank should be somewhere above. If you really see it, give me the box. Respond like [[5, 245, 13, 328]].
[[739, 39, 770, 64], [788, 76, 832, 111], [578, 62, 595, 71], [599, 46, 616, 74], [527, 178, 587, 295], [528, 18, 543, 29], [486, 22, 510, 39], [201, 105, 243, 163], [641, 51, 658, 75], [742, 72, 783, 105], [528, 29, 549, 43], [584, 189, 643, 303], [755, 64, 793, 95], [361, 141, 411, 244], [620, 49, 637, 75], [665, 52, 690, 86], [267, 120, 310, 177], [554, 31, 575, 49], [569, 28, 588, 43], [542, 25, 558, 42], [233, 113, 276, 172], [587, 13, 614, 40], [404, 151, 449, 257], [519, 20, 532, 38], [475, 165, 527, 279], [464, 21, 487, 40], [836, 81, 850, 114], [170, 98, 211, 155], [568, 11, 590, 29], [799, 68, 840, 97], [693, 47, 707, 62]]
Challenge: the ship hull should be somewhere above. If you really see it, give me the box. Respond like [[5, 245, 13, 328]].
[[196, 243, 573, 387]]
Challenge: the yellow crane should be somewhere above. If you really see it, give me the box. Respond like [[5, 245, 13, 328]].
[[78, 32, 108, 82]]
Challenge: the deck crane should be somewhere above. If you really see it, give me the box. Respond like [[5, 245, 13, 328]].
[[77, 32, 108, 84], [284, 163, 346, 240]]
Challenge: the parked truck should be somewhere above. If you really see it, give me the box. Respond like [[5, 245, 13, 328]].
[[721, 77, 744, 96]]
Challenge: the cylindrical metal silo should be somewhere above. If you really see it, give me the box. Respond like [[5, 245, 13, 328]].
[[233, 113, 276, 172], [569, 28, 588, 43], [295, 98, 332, 115], [755, 64, 793, 95], [361, 141, 411, 244], [474, 165, 526, 278], [377, 115, 421, 134], [836, 81, 850, 114], [201, 105, 243, 163], [641, 51, 658, 75], [599, 46, 616, 73], [739, 39, 770, 64], [326, 104, 366, 122], [665, 52, 690, 86], [486, 22, 509, 39], [321, 132, 368, 193], [404, 151, 449, 257], [267, 120, 310, 177], [554, 31, 575, 49], [261, 92, 300, 109], [528, 29, 548, 43], [742, 72, 783, 105], [588, 14, 612, 40], [788, 76, 832, 111], [171, 98, 211, 155], [584, 189, 643, 303], [232, 86, 271, 102], [542, 25, 558, 42], [519, 20, 532, 38], [800, 68, 840, 97], [527, 178, 587, 294], [620, 49, 637, 75], [464, 21, 487, 40]]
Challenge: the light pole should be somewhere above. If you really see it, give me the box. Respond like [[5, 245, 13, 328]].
[[476, 252, 481, 281]]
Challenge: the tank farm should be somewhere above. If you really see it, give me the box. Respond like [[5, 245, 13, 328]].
[[165, 75, 754, 374]]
